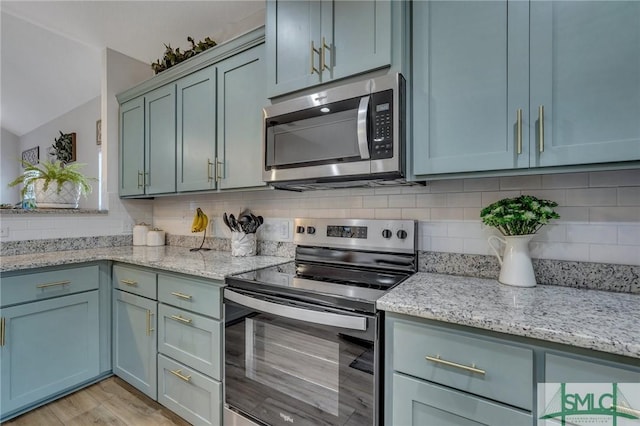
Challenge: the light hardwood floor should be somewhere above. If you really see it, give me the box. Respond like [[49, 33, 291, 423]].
[[2, 377, 191, 426]]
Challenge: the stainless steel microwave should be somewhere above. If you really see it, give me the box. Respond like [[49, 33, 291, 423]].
[[263, 73, 407, 190]]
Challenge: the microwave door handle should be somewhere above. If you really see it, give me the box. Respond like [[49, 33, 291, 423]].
[[224, 289, 367, 331], [357, 96, 371, 159]]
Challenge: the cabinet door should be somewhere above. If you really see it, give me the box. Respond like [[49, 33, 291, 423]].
[[412, 0, 529, 175], [176, 67, 217, 192], [325, 0, 391, 82], [391, 373, 532, 426], [145, 85, 176, 195], [266, 0, 322, 96], [530, 1, 640, 167], [112, 289, 157, 400], [217, 45, 268, 190], [120, 97, 145, 196], [0, 292, 100, 417]]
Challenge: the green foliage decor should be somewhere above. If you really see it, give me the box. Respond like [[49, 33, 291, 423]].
[[8, 159, 95, 199], [151, 36, 217, 74], [480, 195, 560, 236]]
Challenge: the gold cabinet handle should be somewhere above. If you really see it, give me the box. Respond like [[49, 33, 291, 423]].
[[611, 404, 640, 417], [36, 280, 71, 289], [171, 292, 192, 300], [170, 369, 192, 382], [1, 317, 5, 347], [321, 36, 330, 71], [146, 310, 154, 336], [516, 108, 523, 155], [425, 355, 486, 376], [137, 171, 144, 189], [215, 158, 224, 183], [170, 314, 192, 324], [120, 279, 138, 287], [207, 158, 214, 182], [310, 40, 321, 75], [538, 105, 544, 153]]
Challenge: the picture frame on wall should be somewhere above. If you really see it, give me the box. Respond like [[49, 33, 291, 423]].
[[96, 119, 102, 145], [21, 146, 39, 166]]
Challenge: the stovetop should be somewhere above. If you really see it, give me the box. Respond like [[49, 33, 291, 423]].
[[226, 218, 417, 313]]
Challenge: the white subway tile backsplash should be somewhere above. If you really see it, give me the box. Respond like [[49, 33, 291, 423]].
[[542, 173, 589, 189], [589, 244, 640, 265], [389, 194, 416, 208], [618, 187, 640, 206], [463, 208, 482, 220], [420, 222, 448, 237], [429, 179, 464, 193], [566, 188, 617, 207], [530, 242, 590, 262], [430, 208, 465, 221], [531, 224, 567, 243], [463, 177, 500, 192], [499, 175, 542, 190], [565, 224, 617, 244], [431, 237, 464, 253], [446, 192, 481, 207], [463, 238, 492, 255], [400, 208, 430, 220], [618, 225, 640, 246], [363, 195, 388, 208], [446, 221, 484, 239], [375, 208, 402, 219], [589, 169, 640, 187], [590, 207, 640, 223], [416, 193, 447, 207], [555, 206, 590, 222], [524, 189, 566, 205], [481, 191, 520, 206]]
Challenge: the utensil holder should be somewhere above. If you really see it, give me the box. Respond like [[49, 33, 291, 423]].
[[231, 232, 256, 257]]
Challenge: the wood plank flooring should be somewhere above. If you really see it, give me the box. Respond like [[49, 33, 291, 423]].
[[2, 377, 191, 426]]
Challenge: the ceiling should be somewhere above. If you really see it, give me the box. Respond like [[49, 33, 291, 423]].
[[1, 1, 265, 137]]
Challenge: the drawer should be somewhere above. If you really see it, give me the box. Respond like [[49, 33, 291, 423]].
[[113, 264, 156, 299], [158, 304, 222, 380], [157, 354, 221, 426], [545, 353, 640, 383], [158, 274, 222, 319], [391, 373, 532, 426], [1, 265, 99, 307], [392, 318, 533, 410]]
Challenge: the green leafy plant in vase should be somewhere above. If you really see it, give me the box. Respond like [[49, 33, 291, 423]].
[[8, 159, 95, 209], [480, 195, 560, 287]]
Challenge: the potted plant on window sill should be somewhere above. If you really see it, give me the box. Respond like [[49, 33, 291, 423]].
[[8, 159, 95, 209]]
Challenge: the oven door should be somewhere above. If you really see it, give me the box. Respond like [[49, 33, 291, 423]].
[[224, 288, 379, 426]]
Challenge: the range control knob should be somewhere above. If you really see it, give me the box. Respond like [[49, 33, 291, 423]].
[[397, 229, 408, 240], [382, 229, 393, 239], [307, 226, 316, 235], [296, 226, 305, 234]]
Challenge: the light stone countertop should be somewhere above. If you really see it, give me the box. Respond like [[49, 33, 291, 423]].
[[377, 272, 640, 359], [0, 246, 292, 281]]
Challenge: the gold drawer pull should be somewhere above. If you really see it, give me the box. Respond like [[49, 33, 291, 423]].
[[426, 355, 486, 376], [611, 404, 640, 417], [146, 310, 154, 336], [170, 369, 192, 382], [36, 280, 71, 289], [120, 279, 138, 286], [171, 292, 192, 300], [170, 315, 192, 324]]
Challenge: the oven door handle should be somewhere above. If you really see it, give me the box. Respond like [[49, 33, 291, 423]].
[[224, 289, 367, 331], [357, 96, 371, 160]]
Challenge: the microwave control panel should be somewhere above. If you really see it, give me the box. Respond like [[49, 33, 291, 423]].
[[371, 89, 394, 159]]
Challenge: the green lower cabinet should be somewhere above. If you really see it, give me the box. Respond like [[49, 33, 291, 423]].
[[0, 291, 100, 418], [392, 373, 532, 426], [112, 289, 157, 400]]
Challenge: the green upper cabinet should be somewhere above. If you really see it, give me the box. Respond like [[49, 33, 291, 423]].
[[266, 0, 392, 97], [529, 1, 640, 167], [413, 0, 640, 178], [145, 85, 176, 195], [412, 0, 529, 175], [176, 67, 217, 192], [216, 45, 267, 190], [119, 97, 145, 196]]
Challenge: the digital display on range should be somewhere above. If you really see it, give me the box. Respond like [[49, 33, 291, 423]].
[[326, 225, 367, 239]]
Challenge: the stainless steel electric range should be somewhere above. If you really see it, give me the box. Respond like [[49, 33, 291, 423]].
[[223, 218, 417, 426]]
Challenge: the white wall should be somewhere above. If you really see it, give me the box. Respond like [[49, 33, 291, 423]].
[[152, 169, 640, 266], [18, 97, 101, 209], [0, 128, 20, 204]]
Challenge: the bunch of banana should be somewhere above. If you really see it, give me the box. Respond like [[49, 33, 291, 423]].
[[191, 208, 209, 233]]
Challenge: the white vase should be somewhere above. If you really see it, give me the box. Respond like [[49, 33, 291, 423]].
[[34, 180, 81, 208], [488, 234, 537, 287], [231, 232, 257, 257]]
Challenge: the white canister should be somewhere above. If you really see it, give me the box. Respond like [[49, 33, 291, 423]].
[[146, 229, 166, 246], [133, 224, 150, 246]]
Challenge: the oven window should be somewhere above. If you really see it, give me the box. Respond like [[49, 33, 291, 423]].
[[225, 305, 375, 426]]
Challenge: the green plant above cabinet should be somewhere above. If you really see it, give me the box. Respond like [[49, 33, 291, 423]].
[[266, 0, 394, 97], [412, 0, 640, 178]]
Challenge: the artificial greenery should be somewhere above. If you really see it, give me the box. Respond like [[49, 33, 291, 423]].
[[480, 195, 560, 236], [8, 159, 94, 199], [52, 131, 74, 163], [151, 36, 217, 74]]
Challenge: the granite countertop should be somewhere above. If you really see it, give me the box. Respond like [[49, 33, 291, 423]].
[[377, 272, 640, 359], [0, 246, 292, 281]]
